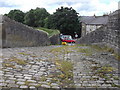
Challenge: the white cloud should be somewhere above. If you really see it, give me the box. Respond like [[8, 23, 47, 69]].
[[0, 7, 12, 15], [0, 0, 119, 16]]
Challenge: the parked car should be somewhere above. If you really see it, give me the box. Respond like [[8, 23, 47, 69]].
[[60, 35, 76, 43]]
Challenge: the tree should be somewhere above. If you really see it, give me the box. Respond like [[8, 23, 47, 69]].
[[44, 15, 56, 29], [49, 7, 81, 37], [34, 8, 50, 27], [24, 9, 36, 27], [24, 7, 50, 27], [5, 9, 25, 23]]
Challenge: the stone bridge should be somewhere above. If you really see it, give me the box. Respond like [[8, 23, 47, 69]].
[[0, 9, 120, 90]]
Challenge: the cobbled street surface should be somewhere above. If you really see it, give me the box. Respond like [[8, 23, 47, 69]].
[[0, 45, 119, 89]]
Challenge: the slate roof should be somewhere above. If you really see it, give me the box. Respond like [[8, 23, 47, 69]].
[[80, 15, 109, 25]]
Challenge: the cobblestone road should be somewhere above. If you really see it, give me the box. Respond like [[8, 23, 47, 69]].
[[0, 45, 119, 89]]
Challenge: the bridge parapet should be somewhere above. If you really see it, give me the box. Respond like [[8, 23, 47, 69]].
[[0, 15, 51, 48]]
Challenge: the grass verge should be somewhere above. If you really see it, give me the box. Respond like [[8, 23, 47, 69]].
[[50, 46, 75, 88], [9, 56, 27, 65], [36, 27, 60, 37], [90, 44, 120, 61]]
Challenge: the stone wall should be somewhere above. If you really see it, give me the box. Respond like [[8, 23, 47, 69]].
[[0, 15, 50, 48], [0, 15, 2, 48], [76, 9, 120, 55], [104, 9, 120, 54], [49, 34, 60, 45], [76, 26, 107, 44]]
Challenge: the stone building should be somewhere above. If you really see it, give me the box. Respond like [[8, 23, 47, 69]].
[[80, 15, 108, 36]]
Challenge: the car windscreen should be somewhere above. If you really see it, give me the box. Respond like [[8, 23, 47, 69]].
[[61, 35, 72, 40]]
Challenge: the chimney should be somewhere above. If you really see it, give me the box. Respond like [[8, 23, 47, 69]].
[[94, 14, 96, 18]]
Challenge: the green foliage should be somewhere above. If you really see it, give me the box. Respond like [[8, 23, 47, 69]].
[[60, 61, 73, 78], [40, 76, 47, 82], [97, 66, 115, 73], [4, 7, 81, 37], [114, 53, 120, 61], [77, 47, 93, 56], [34, 8, 50, 27], [55, 59, 74, 87], [44, 15, 56, 29], [18, 52, 31, 55], [90, 45, 120, 61], [3, 63, 16, 69], [90, 45, 114, 53], [111, 83, 120, 87], [36, 27, 60, 37], [24, 9, 36, 27], [49, 46, 74, 87], [47, 7, 81, 37], [113, 76, 119, 80], [24, 7, 50, 27], [10, 56, 27, 65], [5, 9, 25, 23]]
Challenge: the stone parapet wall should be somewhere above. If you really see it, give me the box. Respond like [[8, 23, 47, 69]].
[[49, 34, 60, 45], [76, 26, 107, 44], [0, 15, 51, 48], [105, 10, 120, 53], [108, 10, 119, 30]]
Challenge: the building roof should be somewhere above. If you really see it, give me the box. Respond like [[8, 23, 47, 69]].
[[79, 15, 109, 25]]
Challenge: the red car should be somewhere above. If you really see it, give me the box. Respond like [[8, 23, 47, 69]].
[[60, 35, 76, 43], [61, 39, 75, 43]]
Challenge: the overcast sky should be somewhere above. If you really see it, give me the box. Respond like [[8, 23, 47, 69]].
[[0, 0, 119, 16]]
